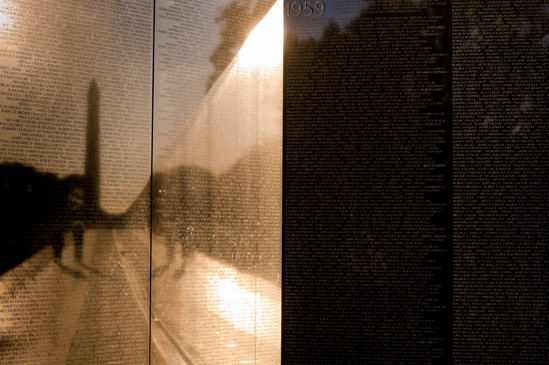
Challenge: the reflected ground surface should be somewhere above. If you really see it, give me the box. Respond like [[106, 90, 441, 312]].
[[151, 239, 280, 365], [0, 229, 149, 364], [1, 229, 280, 364]]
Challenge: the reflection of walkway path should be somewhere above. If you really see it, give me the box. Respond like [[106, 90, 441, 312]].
[[152, 236, 280, 365], [65, 229, 150, 364], [0, 229, 150, 364], [0, 230, 280, 364]]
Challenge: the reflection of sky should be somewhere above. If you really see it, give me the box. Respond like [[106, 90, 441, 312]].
[[0, 0, 152, 213], [156, 0, 282, 175], [285, 0, 369, 40], [154, 0, 234, 158], [154, 0, 277, 159], [1, 0, 280, 212]]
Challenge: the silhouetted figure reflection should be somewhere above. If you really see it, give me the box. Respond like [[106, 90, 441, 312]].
[[0, 165, 92, 277], [0, 80, 114, 278], [152, 218, 193, 279]]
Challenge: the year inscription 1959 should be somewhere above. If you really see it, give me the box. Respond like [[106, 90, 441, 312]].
[[285, 1, 325, 16]]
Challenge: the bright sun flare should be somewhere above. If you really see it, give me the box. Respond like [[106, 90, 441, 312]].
[[236, 0, 283, 71]]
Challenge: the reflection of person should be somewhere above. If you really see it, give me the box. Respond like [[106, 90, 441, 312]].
[[166, 219, 193, 269], [0, 163, 92, 277], [72, 220, 85, 264], [53, 175, 89, 275], [67, 186, 85, 264], [153, 218, 193, 278]]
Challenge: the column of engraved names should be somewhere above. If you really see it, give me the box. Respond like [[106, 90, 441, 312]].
[[284, 2, 450, 363], [452, 1, 548, 364]]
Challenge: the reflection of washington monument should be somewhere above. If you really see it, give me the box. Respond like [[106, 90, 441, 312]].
[[0, 79, 145, 277], [0, 78, 150, 365], [1, 81, 93, 275]]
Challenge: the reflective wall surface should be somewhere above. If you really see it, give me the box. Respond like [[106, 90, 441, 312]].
[[152, 1, 281, 364], [1, 0, 548, 364], [1, 0, 282, 363], [0, 0, 152, 363]]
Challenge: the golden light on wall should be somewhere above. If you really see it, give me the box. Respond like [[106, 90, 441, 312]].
[[152, 1, 282, 362]]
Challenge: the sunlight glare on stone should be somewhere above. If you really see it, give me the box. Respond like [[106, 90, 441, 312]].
[[207, 271, 262, 334], [0, 1, 13, 28], [201, 255, 279, 338], [236, 0, 282, 71]]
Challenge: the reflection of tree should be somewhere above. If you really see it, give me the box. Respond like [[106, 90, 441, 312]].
[[208, 0, 277, 89], [0, 79, 104, 277], [151, 139, 281, 281]]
